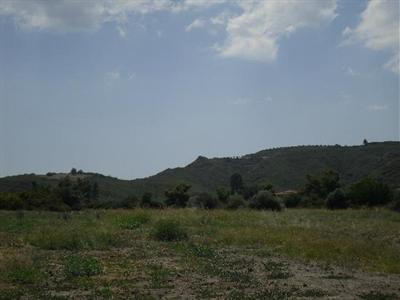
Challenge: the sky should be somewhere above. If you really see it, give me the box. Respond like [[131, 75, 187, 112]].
[[0, 0, 399, 179]]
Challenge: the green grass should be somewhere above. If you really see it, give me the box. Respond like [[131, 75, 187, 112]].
[[0, 208, 399, 299], [64, 255, 103, 277]]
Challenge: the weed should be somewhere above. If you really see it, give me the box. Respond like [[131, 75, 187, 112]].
[[147, 264, 172, 289], [116, 212, 151, 229], [1, 255, 43, 284], [64, 255, 103, 277], [152, 219, 188, 241], [28, 227, 123, 250]]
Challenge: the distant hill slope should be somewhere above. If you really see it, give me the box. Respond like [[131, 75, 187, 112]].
[[1, 142, 399, 202]]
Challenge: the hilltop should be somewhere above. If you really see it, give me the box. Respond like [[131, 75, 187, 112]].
[[1, 141, 399, 202]]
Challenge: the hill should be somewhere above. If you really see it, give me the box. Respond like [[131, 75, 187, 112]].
[[1, 141, 399, 202]]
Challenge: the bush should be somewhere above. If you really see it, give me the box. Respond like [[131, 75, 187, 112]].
[[64, 255, 103, 277], [299, 194, 325, 208], [188, 193, 219, 209], [283, 193, 302, 208], [140, 193, 163, 208], [165, 184, 191, 207], [216, 187, 230, 204], [326, 188, 349, 209], [226, 194, 246, 210], [303, 170, 340, 199], [348, 178, 392, 207], [152, 220, 188, 241], [250, 191, 282, 211], [121, 195, 139, 209], [0, 193, 24, 210], [3, 257, 43, 284]]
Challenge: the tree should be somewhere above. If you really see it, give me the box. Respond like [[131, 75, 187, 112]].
[[326, 188, 348, 209], [363, 139, 368, 146], [91, 182, 99, 200], [165, 183, 191, 207], [230, 173, 243, 194], [70, 168, 77, 175], [348, 178, 392, 207], [121, 195, 138, 208], [216, 187, 230, 203], [304, 170, 340, 199], [250, 190, 281, 211], [141, 192, 154, 208], [196, 192, 219, 209]]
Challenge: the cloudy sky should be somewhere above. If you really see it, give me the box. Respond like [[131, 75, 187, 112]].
[[0, 0, 399, 179]]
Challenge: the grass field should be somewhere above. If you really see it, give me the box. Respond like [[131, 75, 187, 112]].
[[0, 209, 399, 299]]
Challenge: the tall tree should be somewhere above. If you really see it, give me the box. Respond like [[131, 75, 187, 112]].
[[230, 173, 243, 194]]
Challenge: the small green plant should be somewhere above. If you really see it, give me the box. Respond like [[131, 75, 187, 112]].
[[5, 261, 42, 284], [64, 255, 103, 277], [148, 264, 172, 289], [152, 220, 188, 241], [116, 212, 151, 229]]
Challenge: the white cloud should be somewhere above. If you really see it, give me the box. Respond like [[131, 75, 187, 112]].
[[368, 104, 388, 111], [0, 0, 221, 33], [128, 73, 136, 80], [216, 0, 337, 62], [342, 0, 399, 74], [117, 25, 127, 38], [384, 52, 399, 74], [346, 67, 360, 76], [210, 11, 232, 26], [185, 18, 206, 32], [107, 71, 121, 81]]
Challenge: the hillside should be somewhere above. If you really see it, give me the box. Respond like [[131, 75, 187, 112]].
[[1, 141, 399, 202]]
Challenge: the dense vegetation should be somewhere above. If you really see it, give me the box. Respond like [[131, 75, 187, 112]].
[[0, 168, 398, 212], [0, 142, 398, 211]]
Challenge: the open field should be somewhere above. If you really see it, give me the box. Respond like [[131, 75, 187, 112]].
[[0, 209, 399, 299]]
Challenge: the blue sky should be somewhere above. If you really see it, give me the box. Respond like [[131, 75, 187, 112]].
[[0, 0, 399, 179]]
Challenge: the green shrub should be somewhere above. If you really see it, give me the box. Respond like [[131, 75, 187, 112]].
[[226, 194, 246, 210], [303, 170, 340, 199], [0, 193, 24, 210], [299, 194, 325, 208], [165, 184, 191, 207], [116, 212, 151, 229], [188, 193, 219, 209], [121, 195, 139, 209], [348, 178, 392, 207], [250, 191, 281, 211], [3, 258, 42, 284], [29, 227, 122, 250], [152, 220, 188, 241], [283, 193, 302, 208], [326, 188, 349, 209], [64, 255, 103, 277], [140, 193, 164, 208]]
